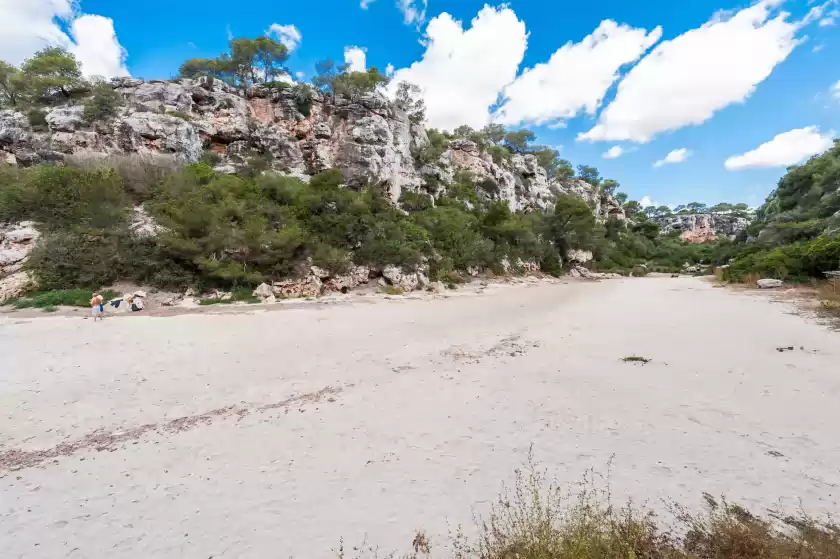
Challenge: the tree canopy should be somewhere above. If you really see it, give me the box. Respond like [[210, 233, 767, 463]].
[[178, 37, 290, 87]]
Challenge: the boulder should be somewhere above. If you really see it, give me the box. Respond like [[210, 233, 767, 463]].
[[273, 275, 323, 298], [0, 271, 33, 302], [383, 265, 428, 292], [129, 206, 166, 238], [0, 110, 31, 146], [1, 222, 40, 275], [252, 282, 274, 299], [324, 265, 370, 292], [757, 278, 784, 289]]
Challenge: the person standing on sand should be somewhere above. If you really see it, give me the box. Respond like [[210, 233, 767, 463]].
[[90, 292, 104, 321]]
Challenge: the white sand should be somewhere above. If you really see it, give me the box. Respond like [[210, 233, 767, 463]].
[[1, 277, 839, 558]]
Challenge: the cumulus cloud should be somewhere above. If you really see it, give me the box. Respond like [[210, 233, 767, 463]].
[[724, 126, 834, 170], [360, 0, 376, 9], [0, 0, 128, 77], [398, 0, 427, 28], [580, 0, 803, 143], [388, 5, 527, 130], [493, 20, 661, 127], [344, 46, 367, 72], [268, 24, 302, 52], [602, 146, 624, 159], [653, 148, 691, 167], [639, 195, 660, 208]]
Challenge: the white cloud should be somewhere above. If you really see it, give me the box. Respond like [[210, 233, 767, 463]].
[[820, 16, 836, 25], [832, 80, 840, 99], [813, 42, 826, 52], [580, 0, 803, 143], [385, 63, 395, 77], [602, 146, 624, 159], [724, 126, 834, 170], [640, 195, 658, 208], [295, 71, 305, 80], [398, 0, 427, 29], [344, 46, 367, 72], [493, 20, 661, 126], [268, 24, 302, 52], [0, 0, 128, 77], [360, 0, 376, 9], [653, 148, 691, 167], [68, 15, 129, 78], [388, 5, 527, 130]]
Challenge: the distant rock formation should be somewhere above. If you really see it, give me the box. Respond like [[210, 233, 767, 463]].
[[657, 213, 749, 243]]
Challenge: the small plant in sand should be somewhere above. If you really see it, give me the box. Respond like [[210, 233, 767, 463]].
[[621, 355, 651, 364], [380, 285, 403, 296]]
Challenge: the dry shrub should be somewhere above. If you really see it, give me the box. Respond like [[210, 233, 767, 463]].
[[65, 153, 184, 201], [347, 457, 840, 559], [741, 272, 760, 288]]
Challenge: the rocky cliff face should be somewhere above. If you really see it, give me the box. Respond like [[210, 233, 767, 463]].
[[658, 213, 748, 243], [0, 222, 38, 301], [0, 78, 619, 218]]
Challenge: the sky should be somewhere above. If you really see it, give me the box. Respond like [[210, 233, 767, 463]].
[[1, 0, 839, 207]]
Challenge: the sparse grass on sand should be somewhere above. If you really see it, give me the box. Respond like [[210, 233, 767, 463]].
[[380, 285, 404, 296], [816, 282, 840, 319], [2, 289, 119, 309], [340, 457, 840, 558]]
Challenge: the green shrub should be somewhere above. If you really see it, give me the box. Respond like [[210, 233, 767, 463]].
[[291, 83, 313, 116], [0, 165, 127, 231], [199, 150, 223, 167], [418, 129, 449, 166], [26, 230, 131, 290], [27, 108, 48, 131], [82, 81, 122, 123], [7, 289, 119, 309], [487, 144, 511, 166]]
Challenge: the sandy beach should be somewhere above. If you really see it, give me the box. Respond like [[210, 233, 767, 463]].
[[1, 276, 839, 558]]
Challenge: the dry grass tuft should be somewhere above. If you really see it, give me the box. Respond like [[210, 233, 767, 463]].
[[343, 456, 840, 558], [65, 153, 184, 201], [741, 273, 761, 288]]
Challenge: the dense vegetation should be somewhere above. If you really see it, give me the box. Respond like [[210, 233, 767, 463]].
[[1, 160, 618, 291], [723, 141, 840, 282]]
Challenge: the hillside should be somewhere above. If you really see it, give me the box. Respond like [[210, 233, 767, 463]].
[[724, 141, 840, 282], [0, 44, 759, 301]]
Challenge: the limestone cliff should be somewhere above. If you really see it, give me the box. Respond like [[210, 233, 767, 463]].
[[0, 78, 619, 218], [657, 213, 749, 243]]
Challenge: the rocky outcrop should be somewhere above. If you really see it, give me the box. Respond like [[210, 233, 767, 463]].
[[0, 77, 636, 221], [382, 265, 428, 292], [658, 213, 749, 243], [0, 222, 39, 302]]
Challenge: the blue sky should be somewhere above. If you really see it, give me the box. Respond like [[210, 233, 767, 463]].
[[2, 0, 839, 207]]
